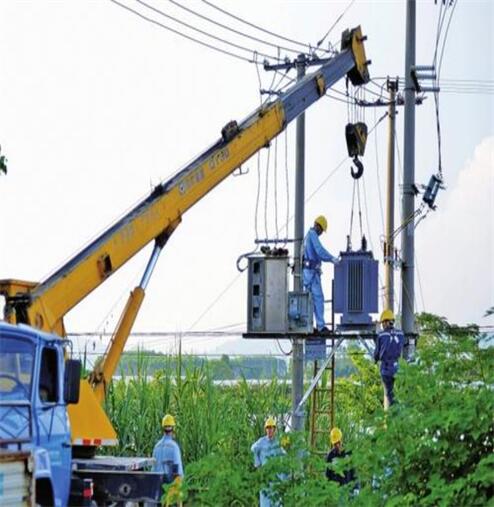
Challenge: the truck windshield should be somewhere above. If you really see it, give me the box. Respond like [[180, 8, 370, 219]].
[[0, 337, 34, 400]]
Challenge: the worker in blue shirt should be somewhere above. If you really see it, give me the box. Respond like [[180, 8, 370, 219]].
[[374, 310, 405, 410], [303, 215, 339, 334], [152, 414, 184, 483], [251, 417, 285, 507]]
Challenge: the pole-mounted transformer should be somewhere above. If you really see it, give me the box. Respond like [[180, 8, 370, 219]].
[[334, 237, 378, 330]]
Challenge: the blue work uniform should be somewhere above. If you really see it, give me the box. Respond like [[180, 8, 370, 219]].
[[303, 227, 338, 331], [251, 436, 285, 507], [152, 434, 184, 483], [374, 328, 404, 407]]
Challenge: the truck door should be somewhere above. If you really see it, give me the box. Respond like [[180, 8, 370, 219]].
[[37, 345, 72, 506]]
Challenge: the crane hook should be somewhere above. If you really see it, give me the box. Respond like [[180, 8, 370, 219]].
[[350, 156, 364, 179]]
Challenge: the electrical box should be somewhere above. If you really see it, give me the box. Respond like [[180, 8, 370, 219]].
[[247, 254, 288, 334], [334, 247, 378, 330], [288, 291, 313, 334]]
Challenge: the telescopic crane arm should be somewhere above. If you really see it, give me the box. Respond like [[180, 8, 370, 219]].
[[0, 26, 370, 445]]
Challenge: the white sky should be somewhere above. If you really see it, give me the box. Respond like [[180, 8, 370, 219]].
[[0, 0, 493, 355]]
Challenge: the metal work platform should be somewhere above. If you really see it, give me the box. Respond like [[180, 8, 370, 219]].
[[242, 330, 378, 340]]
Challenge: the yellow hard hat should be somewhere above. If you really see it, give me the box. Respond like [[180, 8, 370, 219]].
[[264, 416, 277, 428], [162, 414, 176, 428], [314, 215, 328, 232], [380, 309, 395, 323], [330, 427, 342, 445]]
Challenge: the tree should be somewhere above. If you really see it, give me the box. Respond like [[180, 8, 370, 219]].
[[0, 145, 7, 175], [347, 313, 494, 506]]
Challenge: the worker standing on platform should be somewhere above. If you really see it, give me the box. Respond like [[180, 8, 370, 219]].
[[325, 427, 355, 485], [303, 215, 340, 334], [374, 310, 405, 410], [152, 414, 183, 482], [251, 417, 285, 507]]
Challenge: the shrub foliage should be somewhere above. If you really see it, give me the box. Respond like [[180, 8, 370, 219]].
[[103, 313, 493, 505]]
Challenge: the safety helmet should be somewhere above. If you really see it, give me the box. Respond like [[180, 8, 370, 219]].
[[330, 427, 343, 445], [380, 309, 395, 323], [264, 416, 277, 428], [162, 414, 176, 428], [314, 215, 328, 232]]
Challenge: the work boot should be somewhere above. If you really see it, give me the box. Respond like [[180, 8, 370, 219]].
[[318, 326, 331, 335]]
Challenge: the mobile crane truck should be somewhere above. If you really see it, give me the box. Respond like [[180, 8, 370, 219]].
[[0, 27, 370, 505]]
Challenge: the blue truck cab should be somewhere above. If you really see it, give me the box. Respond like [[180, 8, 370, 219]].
[[0, 321, 81, 506]]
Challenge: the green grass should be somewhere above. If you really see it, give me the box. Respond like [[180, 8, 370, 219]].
[[104, 350, 291, 462]]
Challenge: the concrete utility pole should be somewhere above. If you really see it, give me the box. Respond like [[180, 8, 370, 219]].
[[401, 0, 416, 358], [384, 79, 398, 312], [292, 54, 306, 432]]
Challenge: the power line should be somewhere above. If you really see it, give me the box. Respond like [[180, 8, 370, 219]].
[[67, 323, 494, 338], [440, 89, 494, 95], [135, 0, 283, 61], [78, 350, 292, 358], [201, 0, 324, 54], [415, 252, 426, 313], [316, 0, 356, 49], [187, 272, 243, 332], [437, 0, 458, 80], [109, 0, 254, 63], [430, 0, 459, 179], [163, 0, 302, 58], [373, 107, 385, 234]]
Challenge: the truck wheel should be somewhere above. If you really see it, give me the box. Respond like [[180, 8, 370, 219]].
[[35, 478, 54, 506]]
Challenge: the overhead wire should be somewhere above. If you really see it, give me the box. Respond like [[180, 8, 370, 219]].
[[316, 0, 356, 51], [373, 107, 386, 234], [431, 0, 458, 179], [431, 3, 446, 177], [276, 339, 292, 356], [437, 0, 458, 79], [361, 174, 384, 294], [440, 88, 494, 95], [201, 0, 326, 54], [415, 253, 426, 313], [254, 53, 263, 242], [264, 146, 271, 239], [109, 0, 257, 63], [284, 128, 290, 241], [397, 77, 494, 93], [134, 0, 284, 62], [255, 151, 262, 241], [274, 135, 279, 241], [186, 272, 243, 332], [164, 0, 307, 57]]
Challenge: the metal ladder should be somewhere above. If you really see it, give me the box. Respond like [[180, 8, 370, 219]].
[[309, 338, 336, 454], [309, 281, 337, 454]]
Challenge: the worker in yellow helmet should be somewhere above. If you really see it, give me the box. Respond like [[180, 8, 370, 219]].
[[374, 310, 405, 410], [303, 215, 340, 334], [325, 427, 355, 486], [152, 414, 184, 485], [251, 417, 285, 506]]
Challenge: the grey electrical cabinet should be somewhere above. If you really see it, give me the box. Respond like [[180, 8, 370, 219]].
[[247, 255, 288, 334], [288, 291, 313, 334]]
